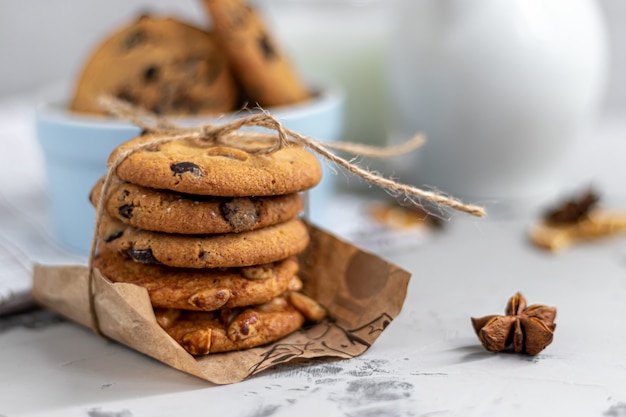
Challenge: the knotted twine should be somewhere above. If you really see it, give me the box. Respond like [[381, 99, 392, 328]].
[[87, 96, 486, 335]]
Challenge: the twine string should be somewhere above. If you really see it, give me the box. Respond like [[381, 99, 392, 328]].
[[88, 96, 485, 335], [97, 95, 486, 218], [87, 133, 178, 335]]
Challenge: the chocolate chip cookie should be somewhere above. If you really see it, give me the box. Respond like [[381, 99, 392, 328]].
[[155, 295, 306, 354], [99, 214, 310, 269], [202, 0, 310, 107], [70, 14, 238, 116], [109, 135, 321, 196], [94, 247, 302, 311], [90, 176, 304, 234]]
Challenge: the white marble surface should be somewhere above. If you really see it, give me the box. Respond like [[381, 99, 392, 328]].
[[1, 100, 626, 416]]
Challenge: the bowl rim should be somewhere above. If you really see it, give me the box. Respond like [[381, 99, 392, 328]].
[[35, 79, 345, 129]]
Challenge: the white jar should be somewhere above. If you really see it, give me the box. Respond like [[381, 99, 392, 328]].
[[387, 0, 608, 209]]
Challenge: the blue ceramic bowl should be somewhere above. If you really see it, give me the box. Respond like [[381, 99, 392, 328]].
[[35, 83, 345, 255]]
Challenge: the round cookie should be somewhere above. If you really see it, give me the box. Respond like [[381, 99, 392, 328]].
[[99, 215, 310, 269], [155, 296, 305, 355], [70, 14, 238, 116], [94, 247, 302, 311], [202, 0, 310, 107], [109, 135, 322, 196], [90, 176, 304, 234]]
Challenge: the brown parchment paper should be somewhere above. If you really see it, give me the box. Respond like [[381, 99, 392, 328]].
[[32, 223, 411, 385]]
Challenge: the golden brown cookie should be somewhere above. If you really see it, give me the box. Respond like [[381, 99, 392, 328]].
[[99, 214, 310, 268], [90, 176, 304, 234], [109, 135, 321, 196], [155, 296, 305, 354], [203, 0, 310, 107], [94, 246, 302, 311], [70, 15, 238, 116]]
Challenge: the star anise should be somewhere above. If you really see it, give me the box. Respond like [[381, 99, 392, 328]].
[[544, 188, 599, 225], [471, 292, 557, 355]]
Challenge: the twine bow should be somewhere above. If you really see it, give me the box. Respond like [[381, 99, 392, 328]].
[[98, 96, 485, 213], [87, 96, 485, 335]]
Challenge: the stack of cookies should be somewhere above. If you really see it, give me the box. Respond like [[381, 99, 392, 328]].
[[91, 134, 325, 355]]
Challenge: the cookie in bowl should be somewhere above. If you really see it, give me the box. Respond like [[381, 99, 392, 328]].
[[70, 14, 238, 116]]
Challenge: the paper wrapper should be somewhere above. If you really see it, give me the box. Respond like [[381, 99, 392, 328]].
[[31, 223, 411, 384]]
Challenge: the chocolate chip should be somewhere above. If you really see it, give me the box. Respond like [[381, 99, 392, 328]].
[[219, 198, 258, 233], [118, 204, 134, 219], [123, 247, 161, 264], [104, 230, 123, 243], [258, 33, 277, 60], [143, 65, 160, 83], [170, 162, 203, 177], [203, 58, 221, 85], [122, 28, 146, 50], [544, 189, 599, 225]]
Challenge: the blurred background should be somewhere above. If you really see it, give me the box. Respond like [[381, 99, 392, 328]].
[[0, 0, 394, 151], [1, 0, 625, 109], [0, 0, 623, 206]]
